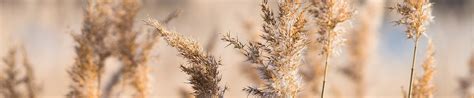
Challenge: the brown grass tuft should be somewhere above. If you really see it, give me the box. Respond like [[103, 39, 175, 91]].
[[145, 18, 226, 97], [223, 0, 307, 97]]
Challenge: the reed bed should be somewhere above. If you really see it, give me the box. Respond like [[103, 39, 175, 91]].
[[10, 0, 474, 97]]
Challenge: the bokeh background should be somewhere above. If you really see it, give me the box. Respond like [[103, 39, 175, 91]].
[[1, 0, 473, 97]]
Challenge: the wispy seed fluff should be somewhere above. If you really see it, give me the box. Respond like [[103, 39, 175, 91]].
[[222, 0, 307, 97], [145, 18, 226, 98]]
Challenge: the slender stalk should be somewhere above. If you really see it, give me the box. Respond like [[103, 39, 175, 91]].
[[321, 30, 332, 98], [408, 39, 419, 98]]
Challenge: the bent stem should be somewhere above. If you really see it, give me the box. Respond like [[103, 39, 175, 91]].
[[407, 39, 419, 98]]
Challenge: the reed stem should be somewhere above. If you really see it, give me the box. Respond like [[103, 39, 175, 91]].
[[321, 31, 333, 98], [407, 39, 419, 98]]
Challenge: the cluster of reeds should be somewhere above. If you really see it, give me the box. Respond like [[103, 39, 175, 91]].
[[223, 0, 307, 97], [68, 0, 159, 98], [0, 47, 40, 98], [309, 0, 353, 97], [3, 0, 458, 97], [145, 18, 226, 98], [390, 0, 434, 97]]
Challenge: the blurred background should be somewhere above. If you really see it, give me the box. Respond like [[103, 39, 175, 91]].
[[0, 0, 473, 97]]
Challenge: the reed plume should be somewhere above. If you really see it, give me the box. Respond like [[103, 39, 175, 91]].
[[223, 0, 307, 97], [68, 34, 101, 98], [67, 0, 115, 97], [104, 8, 180, 98], [391, 0, 433, 97], [412, 40, 435, 98], [110, 0, 157, 97], [145, 18, 226, 97], [309, 0, 353, 97]]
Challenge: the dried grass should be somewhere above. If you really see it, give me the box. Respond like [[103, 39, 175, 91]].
[[67, 0, 115, 97], [145, 18, 226, 98], [223, 0, 307, 97]]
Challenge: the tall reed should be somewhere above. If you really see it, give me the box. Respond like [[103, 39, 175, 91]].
[[223, 0, 307, 97], [111, 0, 157, 97], [309, 0, 353, 97], [145, 18, 226, 98], [67, 0, 114, 97], [391, 0, 433, 97]]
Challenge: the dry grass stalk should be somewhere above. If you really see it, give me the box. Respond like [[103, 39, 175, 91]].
[[68, 35, 101, 98], [390, 0, 433, 97], [110, 0, 157, 97], [0, 47, 41, 98], [145, 18, 226, 97], [223, 0, 307, 97], [309, 0, 353, 97], [68, 0, 116, 97], [459, 53, 474, 97], [412, 40, 435, 98], [104, 6, 181, 98]]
